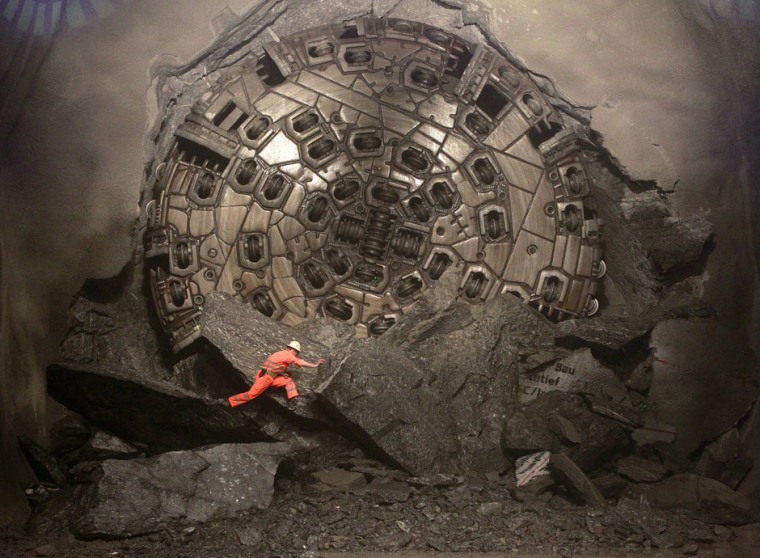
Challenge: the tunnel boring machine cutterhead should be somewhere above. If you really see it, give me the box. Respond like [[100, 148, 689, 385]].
[[143, 16, 605, 352]]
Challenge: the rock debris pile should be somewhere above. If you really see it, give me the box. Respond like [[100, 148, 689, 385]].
[[13, 95, 760, 557], [13, 176, 758, 555]]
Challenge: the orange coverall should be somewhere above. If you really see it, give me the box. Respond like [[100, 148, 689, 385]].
[[228, 349, 306, 407]]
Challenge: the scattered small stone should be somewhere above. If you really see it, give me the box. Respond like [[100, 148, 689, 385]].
[[406, 473, 463, 488], [306, 534, 321, 549], [550, 414, 581, 444], [617, 455, 668, 482], [375, 531, 412, 550], [311, 469, 367, 491], [477, 502, 503, 516], [585, 515, 604, 537], [33, 544, 56, 557], [713, 524, 734, 541], [366, 477, 412, 503]]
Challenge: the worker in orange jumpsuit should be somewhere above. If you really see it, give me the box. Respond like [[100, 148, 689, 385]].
[[228, 340, 325, 407]]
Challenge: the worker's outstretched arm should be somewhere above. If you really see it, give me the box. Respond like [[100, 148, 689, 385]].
[[301, 358, 325, 368]]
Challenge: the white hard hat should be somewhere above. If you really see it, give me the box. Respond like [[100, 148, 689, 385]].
[[287, 340, 301, 352]]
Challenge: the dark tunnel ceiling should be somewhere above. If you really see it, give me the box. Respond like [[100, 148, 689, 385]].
[[144, 17, 605, 352]]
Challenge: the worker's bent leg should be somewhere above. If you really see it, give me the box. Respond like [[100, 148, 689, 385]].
[[271, 376, 299, 399], [228, 375, 274, 407]]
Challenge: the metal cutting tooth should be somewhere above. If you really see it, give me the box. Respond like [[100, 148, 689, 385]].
[[146, 17, 605, 349]]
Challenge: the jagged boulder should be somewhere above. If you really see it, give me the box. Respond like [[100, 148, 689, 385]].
[[617, 455, 668, 483], [58, 266, 171, 383], [18, 436, 68, 487], [549, 452, 606, 506], [648, 319, 760, 456], [50, 414, 92, 457], [60, 429, 140, 468], [66, 443, 289, 538], [58, 268, 246, 399], [696, 429, 753, 489], [501, 392, 630, 472]]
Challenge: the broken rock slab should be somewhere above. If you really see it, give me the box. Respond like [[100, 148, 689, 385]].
[[58, 266, 169, 381], [365, 477, 413, 504], [555, 290, 716, 351], [47, 362, 305, 452], [648, 319, 760, 456], [67, 443, 288, 538], [18, 436, 68, 487], [315, 338, 456, 475], [61, 429, 140, 468], [309, 468, 367, 492], [383, 267, 473, 347], [58, 267, 250, 401], [635, 473, 752, 525]]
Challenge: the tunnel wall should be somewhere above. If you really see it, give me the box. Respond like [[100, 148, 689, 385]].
[[1, 0, 759, 527]]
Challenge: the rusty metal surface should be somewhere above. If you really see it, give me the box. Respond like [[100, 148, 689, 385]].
[[143, 17, 605, 351]]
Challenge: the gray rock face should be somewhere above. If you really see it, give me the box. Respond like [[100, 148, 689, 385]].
[[590, 182, 660, 314], [612, 187, 713, 275], [646, 213, 713, 274], [696, 429, 753, 489], [70, 443, 288, 538], [649, 320, 760, 456], [316, 289, 552, 474], [555, 290, 715, 351], [316, 338, 456, 474], [382, 268, 472, 347], [58, 267, 167, 379], [410, 293, 554, 472], [58, 269, 247, 400]]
